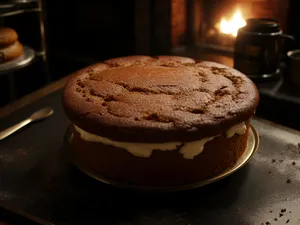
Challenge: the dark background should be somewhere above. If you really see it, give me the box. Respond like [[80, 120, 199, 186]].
[[2, 0, 300, 88]]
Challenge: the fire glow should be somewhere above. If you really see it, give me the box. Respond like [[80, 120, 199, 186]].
[[219, 9, 246, 37]]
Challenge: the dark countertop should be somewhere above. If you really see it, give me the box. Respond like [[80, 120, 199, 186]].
[[0, 78, 299, 224]]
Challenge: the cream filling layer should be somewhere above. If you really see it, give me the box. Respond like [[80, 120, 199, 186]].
[[74, 122, 247, 159]]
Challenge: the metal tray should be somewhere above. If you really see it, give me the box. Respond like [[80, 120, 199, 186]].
[[1, 89, 299, 224], [65, 125, 259, 192], [0, 45, 35, 74]]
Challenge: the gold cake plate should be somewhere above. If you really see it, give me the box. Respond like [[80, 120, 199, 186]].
[[65, 125, 259, 192]]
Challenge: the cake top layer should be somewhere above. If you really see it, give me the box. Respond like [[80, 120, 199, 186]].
[[63, 56, 259, 142]]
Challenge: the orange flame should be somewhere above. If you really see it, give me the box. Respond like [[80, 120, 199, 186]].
[[219, 9, 246, 37]]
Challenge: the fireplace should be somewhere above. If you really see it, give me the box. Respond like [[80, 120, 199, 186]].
[[194, 0, 291, 53], [43, 0, 300, 70]]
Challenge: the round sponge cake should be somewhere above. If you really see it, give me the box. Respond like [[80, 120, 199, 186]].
[[63, 55, 259, 186]]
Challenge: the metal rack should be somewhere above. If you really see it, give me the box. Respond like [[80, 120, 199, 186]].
[[0, 0, 48, 101], [0, 0, 40, 17]]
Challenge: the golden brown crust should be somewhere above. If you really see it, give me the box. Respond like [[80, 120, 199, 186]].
[[71, 122, 250, 186], [63, 56, 259, 142], [0, 41, 24, 62], [0, 27, 18, 46]]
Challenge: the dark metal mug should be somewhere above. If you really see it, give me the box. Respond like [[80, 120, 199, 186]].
[[234, 18, 294, 80], [287, 50, 300, 87]]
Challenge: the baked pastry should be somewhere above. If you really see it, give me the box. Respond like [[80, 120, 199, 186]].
[[63, 56, 259, 186], [0, 27, 24, 63], [0, 41, 24, 62], [0, 27, 18, 47]]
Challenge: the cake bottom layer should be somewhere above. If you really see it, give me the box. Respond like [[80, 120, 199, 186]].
[[70, 123, 250, 186]]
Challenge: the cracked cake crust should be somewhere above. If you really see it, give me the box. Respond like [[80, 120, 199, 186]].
[[62, 55, 259, 142]]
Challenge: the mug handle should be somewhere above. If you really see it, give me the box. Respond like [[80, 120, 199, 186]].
[[280, 34, 295, 42], [280, 33, 296, 61], [280, 34, 296, 50]]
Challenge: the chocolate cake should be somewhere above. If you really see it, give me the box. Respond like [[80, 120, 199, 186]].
[[63, 55, 259, 186]]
